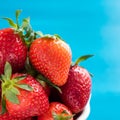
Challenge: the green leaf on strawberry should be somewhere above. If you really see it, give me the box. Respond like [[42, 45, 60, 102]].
[[4, 62, 12, 81], [2, 17, 17, 29], [73, 54, 94, 77], [15, 10, 22, 28], [2, 10, 37, 48], [5, 89, 19, 104], [22, 17, 30, 29], [3, 10, 22, 29], [74, 54, 94, 65], [10, 87, 20, 95], [13, 75, 27, 82], [15, 84, 33, 91]]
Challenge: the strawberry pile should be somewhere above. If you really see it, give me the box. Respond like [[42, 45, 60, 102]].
[[0, 10, 93, 120]]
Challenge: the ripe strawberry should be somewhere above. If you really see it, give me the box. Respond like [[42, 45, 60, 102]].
[[60, 55, 93, 113], [38, 102, 73, 120], [0, 112, 32, 120], [0, 10, 31, 75], [0, 104, 33, 120], [0, 62, 49, 118], [29, 35, 72, 86], [0, 28, 27, 75]]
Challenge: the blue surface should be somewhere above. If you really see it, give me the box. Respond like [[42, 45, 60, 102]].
[[0, 0, 120, 119]]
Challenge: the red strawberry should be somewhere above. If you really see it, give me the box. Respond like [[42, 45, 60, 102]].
[[0, 112, 32, 120], [0, 62, 49, 118], [60, 55, 93, 113], [0, 28, 27, 74], [29, 35, 72, 86], [38, 102, 73, 120], [0, 10, 39, 75], [0, 104, 33, 120], [0, 10, 30, 75]]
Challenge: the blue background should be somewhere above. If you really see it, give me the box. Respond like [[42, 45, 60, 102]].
[[0, 0, 120, 119]]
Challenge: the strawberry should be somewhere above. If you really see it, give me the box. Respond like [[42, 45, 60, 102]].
[[0, 28, 27, 74], [60, 55, 93, 113], [0, 62, 49, 118], [0, 104, 33, 120], [0, 10, 29, 75], [29, 35, 72, 86], [0, 112, 32, 120], [38, 102, 73, 120]]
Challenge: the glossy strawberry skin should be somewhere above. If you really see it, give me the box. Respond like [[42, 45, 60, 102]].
[[38, 102, 73, 120], [5, 73, 49, 118], [0, 105, 33, 120], [0, 28, 27, 75], [0, 113, 32, 120], [29, 37, 72, 86], [61, 66, 91, 113]]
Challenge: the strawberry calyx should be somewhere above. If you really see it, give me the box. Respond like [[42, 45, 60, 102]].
[[42, 34, 61, 39], [3, 10, 39, 48], [52, 110, 73, 120], [37, 33, 64, 42], [3, 10, 65, 48], [0, 62, 33, 114], [74, 54, 94, 66]]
